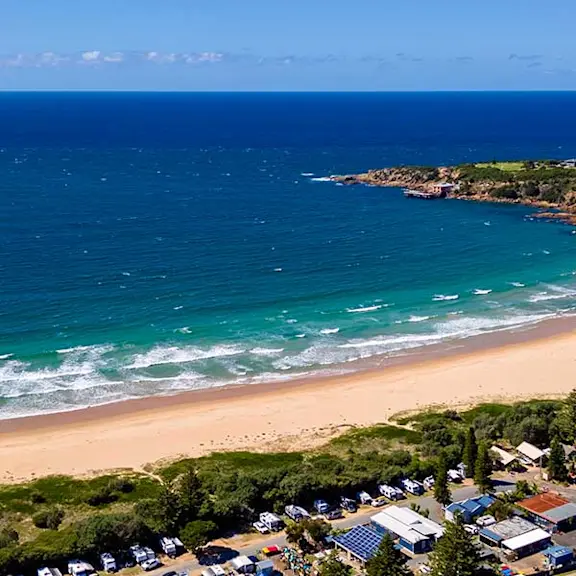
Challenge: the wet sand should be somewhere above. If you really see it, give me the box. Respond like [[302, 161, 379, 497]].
[[0, 316, 575, 482]]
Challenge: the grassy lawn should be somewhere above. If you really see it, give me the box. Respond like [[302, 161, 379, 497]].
[[475, 161, 525, 172]]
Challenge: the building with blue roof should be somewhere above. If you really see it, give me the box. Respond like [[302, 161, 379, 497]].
[[332, 525, 385, 564], [543, 545, 574, 569], [445, 495, 496, 523]]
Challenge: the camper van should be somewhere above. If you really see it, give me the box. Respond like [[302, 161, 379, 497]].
[[448, 469, 464, 483], [423, 476, 435, 491], [379, 484, 405, 500], [285, 505, 310, 521], [356, 491, 373, 505], [129, 545, 148, 565], [259, 512, 284, 532], [67, 561, 95, 576], [100, 553, 117, 573], [400, 478, 424, 496], [314, 499, 330, 514], [160, 536, 183, 558]]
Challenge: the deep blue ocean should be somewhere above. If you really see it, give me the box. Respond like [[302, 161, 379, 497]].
[[2, 92, 576, 419]]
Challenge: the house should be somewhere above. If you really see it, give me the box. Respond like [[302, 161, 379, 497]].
[[332, 524, 385, 565], [479, 516, 551, 559], [518, 492, 576, 533], [444, 495, 495, 523], [516, 441, 546, 465], [371, 505, 444, 554], [491, 446, 518, 470], [543, 545, 574, 569]]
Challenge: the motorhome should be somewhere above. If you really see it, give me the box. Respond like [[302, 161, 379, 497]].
[[285, 505, 310, 521], [448, 469, 464, 483], [423, 476, 435, 491], [67, 561, 95, 576], [129, 545, 148, 565], [160, 536, 183, 558], [356, 491, 373, 505], [379, 484, 405, 500], [340, 497, 357, 513], [400, 478, 424, 496], [100, 553, 117, 573], [259, 512, 284, 532]]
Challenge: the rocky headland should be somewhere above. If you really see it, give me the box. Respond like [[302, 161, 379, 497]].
[[332, 160, 576, 224]]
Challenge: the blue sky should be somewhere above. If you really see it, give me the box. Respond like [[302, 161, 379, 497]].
[[1, 0, 575, 90]]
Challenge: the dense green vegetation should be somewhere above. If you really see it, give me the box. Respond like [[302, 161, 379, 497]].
[[456, 160, 576, 205], [0, 397, 573, 575]]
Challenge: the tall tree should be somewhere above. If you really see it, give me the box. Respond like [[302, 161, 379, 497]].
[[434, 454, 452, 507], [462, 427, 477, 478], [366, 533, 411, 576], [285, 522, 306, 548], [179, 520, 217, 555], [429, 519, 482, 576], [555, 389, 576, 444], [176, 466, 203, 526], [318, 552, 352, 576], [474, 442, 493, 494], [548, 436, 568, 481]]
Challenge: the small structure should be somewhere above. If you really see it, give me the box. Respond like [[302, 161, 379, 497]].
[[491, 446, 517, 470], [445, 495, 495, 524], [231, 556, 256, 574], [255, 560, 274, 576], [371, 505, 444, 554], [432, 182, 454, 196], [332, 524, 385, 564], [479, 516, 551, 557], [543, 545, 574, 569], [403, 189, 439, 199], [562, 443, 576, 460], [518, 493, 576, 532], [516, 441, 546, 465]]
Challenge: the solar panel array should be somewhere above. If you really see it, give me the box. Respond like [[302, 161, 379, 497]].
[[333, 525, 384, 562]]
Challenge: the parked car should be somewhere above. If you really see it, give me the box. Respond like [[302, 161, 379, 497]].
[[141, 559, 161, 572], [285, 505, 310, 522], [476, 515, 496, 527], [464, 524, 479, 535], [100, 553, 117, 573], [370, 497, 387, 507], [324, 509, 343, 520], [252, 521, 269, 534], [314, 499, 330, 514]]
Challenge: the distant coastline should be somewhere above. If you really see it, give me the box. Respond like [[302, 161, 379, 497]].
[[332, 159, 576, 225]]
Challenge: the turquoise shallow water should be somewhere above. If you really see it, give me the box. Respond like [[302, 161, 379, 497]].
[[2, 92, 576, 418]]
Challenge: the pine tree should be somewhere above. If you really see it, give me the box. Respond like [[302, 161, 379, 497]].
[[434, 454, 452, 507], [462, 427, 477, 478], [318, 552, 352, 576], [548, 436, 568, 481], [366, 533, 411, 576], [429, 519, 482, 576], [474, 441, 493, 494]]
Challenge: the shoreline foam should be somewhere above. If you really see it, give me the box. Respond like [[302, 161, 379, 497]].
[[1, 314, 576, 482]]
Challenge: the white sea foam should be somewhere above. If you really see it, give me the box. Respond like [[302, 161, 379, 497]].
[[301, 172, 314, 176], [509, 282, 526, 287], [310, 176, 332, 182], [432, 294, 459, 301], [320, 328, 340, 334], [274, 268, 283, 272], [173, 305, 184, 310], [295, 333, 307, 338], [0, 354, 13, 360], [250, 347, 285, 356], [473, 289, 493, 295], [175, 326, 192, 334], [408, 315, 433, 323], [56, 344, 110, 354], [527, 285, 576, 303], [346, 305, 383, 313], [127, 344, 244, 369]]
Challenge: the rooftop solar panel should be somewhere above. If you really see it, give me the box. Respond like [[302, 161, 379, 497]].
[[333, 525, 384, 562]]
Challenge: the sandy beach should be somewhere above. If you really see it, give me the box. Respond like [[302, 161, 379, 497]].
[[0, 322, 575, 483]]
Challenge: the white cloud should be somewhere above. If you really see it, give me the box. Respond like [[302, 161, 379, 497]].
[[82, 50, 101, 62], [103, 52, 124, 63]]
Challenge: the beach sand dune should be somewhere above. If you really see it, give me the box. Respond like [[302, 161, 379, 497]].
[[0, 329, 574, 483]]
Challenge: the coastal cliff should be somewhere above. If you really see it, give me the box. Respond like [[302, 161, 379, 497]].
[[333, 160, 576, 224]]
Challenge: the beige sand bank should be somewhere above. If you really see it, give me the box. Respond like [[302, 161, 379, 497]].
[[0, 328, 574, 483]]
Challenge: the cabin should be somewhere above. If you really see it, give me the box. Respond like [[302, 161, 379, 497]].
[[371, 505, 444, 554], [445, 495, 495, 524], [491, 446, 518, 470], [432, 182, 454, 196]]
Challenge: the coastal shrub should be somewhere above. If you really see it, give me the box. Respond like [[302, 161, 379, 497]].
[[179, 519, 217, 554], [490, 187, 518, 200], [0, 528, 18, 548], [29, 490, 46, 504], [32, 508, 65, 530], [107, 476, 135, 493], [85, 486, 118, 506]]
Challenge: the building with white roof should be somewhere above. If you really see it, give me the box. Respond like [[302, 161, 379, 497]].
[[371, 505, 444, 554], [491, 446, 517, 469], [516, 441, 545, 464], [501, 528, 552, 558]]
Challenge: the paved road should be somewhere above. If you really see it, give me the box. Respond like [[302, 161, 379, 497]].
[[147, 482, 514, 576]]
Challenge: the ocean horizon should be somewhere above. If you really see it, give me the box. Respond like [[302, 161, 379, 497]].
[[2, 91, 576, 419]]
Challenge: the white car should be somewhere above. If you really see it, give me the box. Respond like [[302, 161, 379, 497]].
[[370, 497, 387, 507], [141, 559, 161, 572], [464, 524, 479, 535], [252, 521, 269, 534]]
